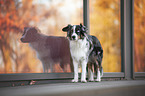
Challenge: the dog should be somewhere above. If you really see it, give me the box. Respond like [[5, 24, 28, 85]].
[[20, 27, 73, 73], [62, 23, 103, 82]]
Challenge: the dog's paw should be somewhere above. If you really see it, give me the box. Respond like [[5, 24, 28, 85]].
[[72, 79, 78, 83], [81, 79, 87, 83], [95, 78, 101, 82]]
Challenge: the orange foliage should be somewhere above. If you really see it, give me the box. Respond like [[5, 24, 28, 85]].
[[0, 0, 82, 73], [134, 0, 145, 72], [1, 0, 144, 74], [0, 0, 41, 73], [90, 0, 121, 72]]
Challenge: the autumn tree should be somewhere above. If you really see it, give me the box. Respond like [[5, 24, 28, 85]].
[[0, 0, 82, 73], [134, 0, 145, 72], [0, 0, 41, 73], [90, 0, 121, 72]]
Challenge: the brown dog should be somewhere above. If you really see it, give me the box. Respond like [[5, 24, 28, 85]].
[[20, 27, 73, 73]]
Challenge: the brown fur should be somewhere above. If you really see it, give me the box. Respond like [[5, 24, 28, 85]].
[[21, 27, 73, 73]]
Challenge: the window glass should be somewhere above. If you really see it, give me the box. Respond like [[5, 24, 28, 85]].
[[90, 0, 121, 72], [0, 0, 83, 73], [134, 0, 145, 72]]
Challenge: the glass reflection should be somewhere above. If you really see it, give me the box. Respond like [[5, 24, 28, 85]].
[[90, 0, 121, 72], [0, 0, 83, 73], [134, 0, 145, 72]]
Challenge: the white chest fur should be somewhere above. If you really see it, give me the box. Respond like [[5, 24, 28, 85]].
[[69, 37, 90, 62]]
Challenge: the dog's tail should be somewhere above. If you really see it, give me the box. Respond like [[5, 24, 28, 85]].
[[100, 67, 103, 77]]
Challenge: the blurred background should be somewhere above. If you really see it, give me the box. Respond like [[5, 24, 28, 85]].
[[90, 0, 121, 72], [0, 0, 144, 73]]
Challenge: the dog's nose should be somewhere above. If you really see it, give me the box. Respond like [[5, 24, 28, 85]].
[[72, 36, 76, 40]]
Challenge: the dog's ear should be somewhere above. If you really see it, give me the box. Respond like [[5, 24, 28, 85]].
[[62, 24, 72, 32], [21, 27, 29, 35], [25, 27, 38, 35], [34, 26, 41, 33], [80, 23, 87, 33]]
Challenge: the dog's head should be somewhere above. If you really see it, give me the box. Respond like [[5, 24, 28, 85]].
[[20, 27, 40, 43], [62, 23, 88, 41]]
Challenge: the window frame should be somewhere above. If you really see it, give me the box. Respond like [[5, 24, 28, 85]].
[[0, 0, 144, 83]]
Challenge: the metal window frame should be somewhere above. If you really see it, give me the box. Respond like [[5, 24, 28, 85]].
[[0, 0, 144, 84], [121, 0, 145, 79], [121, 0, 134, 80]]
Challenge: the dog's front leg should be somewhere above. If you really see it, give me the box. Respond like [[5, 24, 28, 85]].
[[72, 60, 78, 83], [81, 60, 87, 83]]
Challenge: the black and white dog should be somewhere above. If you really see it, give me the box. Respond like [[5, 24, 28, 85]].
[[62, 24, 103, 83]]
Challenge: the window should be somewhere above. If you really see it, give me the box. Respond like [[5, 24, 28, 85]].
[[0, 0, 83, 73], [134, 0, 145, 72], [90, 0, 121, 72], [0, 0, 144, 85]]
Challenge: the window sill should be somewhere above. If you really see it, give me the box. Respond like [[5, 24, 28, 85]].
[[0, 80, 145, 96]]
